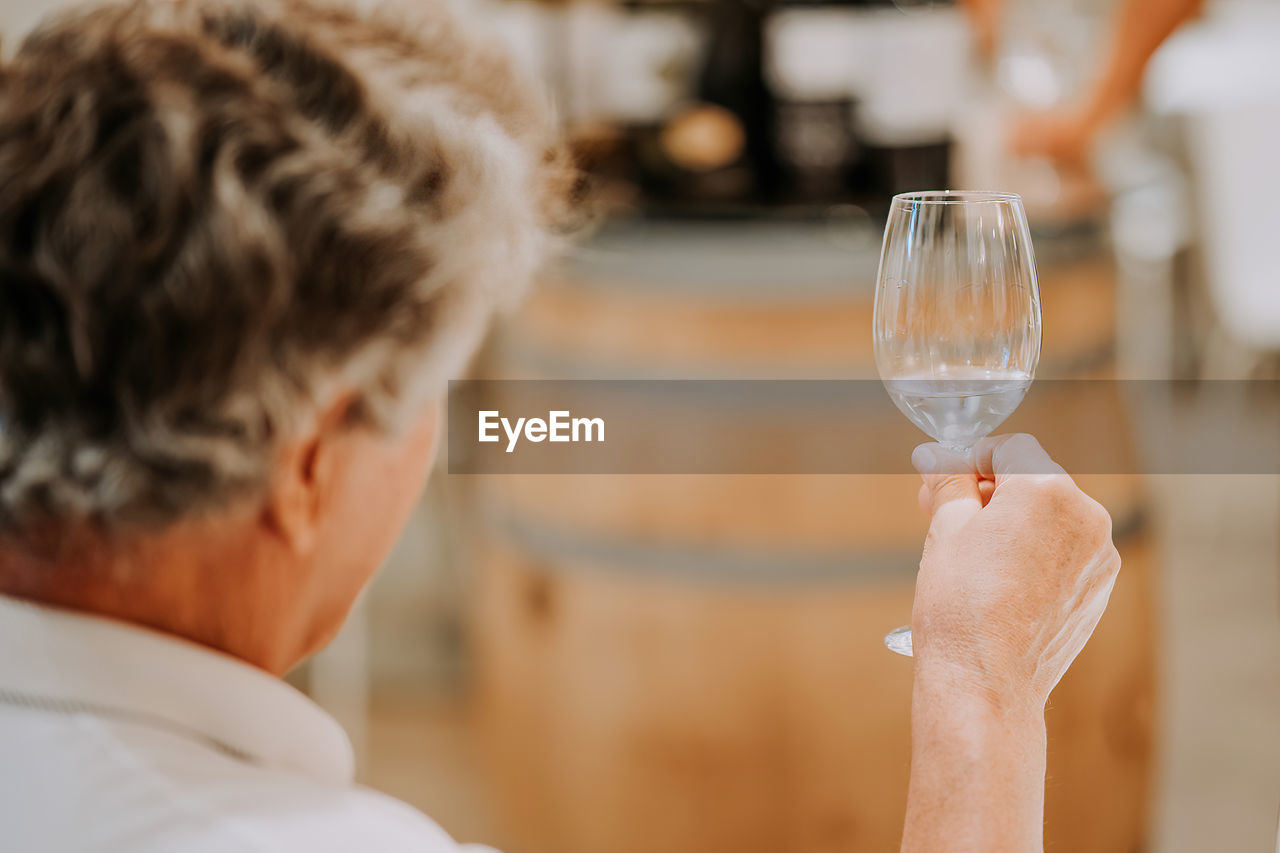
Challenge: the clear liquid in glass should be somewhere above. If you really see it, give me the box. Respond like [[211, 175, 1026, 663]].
[[883, 366, 1031, 452]]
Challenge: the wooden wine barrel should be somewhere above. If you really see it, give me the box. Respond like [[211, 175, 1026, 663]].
[[469, 217, 1156, 853]]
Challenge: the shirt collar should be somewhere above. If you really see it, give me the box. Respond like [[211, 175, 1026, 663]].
[[0, 593, 354, 785]]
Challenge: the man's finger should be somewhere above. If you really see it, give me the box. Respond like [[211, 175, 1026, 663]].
[[974, 433, 1067, 486], [912, 443, 982, 542]]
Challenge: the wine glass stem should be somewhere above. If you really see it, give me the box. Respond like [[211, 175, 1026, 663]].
[[886, 441, 977, 657], [939, 441, 975, 458]]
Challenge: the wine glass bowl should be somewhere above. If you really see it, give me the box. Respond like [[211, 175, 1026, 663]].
[[872, 190, 1042, 655]]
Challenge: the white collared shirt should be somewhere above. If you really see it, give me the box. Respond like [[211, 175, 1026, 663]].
[[0, 594, 494, 852]]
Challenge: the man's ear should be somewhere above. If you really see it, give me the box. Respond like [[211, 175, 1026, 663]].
[[261, 395, 357, 555]]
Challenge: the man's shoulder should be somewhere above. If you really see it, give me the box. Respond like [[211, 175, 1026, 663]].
[[0, 708, 490, 853], [135, 768, 489, 853], [221, 779, 477, 852]]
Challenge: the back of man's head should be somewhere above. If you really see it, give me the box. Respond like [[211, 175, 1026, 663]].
[[0, 0, 567, 539]]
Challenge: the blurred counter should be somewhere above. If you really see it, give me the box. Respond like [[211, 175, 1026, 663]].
[[557, 216, 881, 300]]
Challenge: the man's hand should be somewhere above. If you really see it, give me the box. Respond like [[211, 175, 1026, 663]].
[[901, 434, 1121, 853], [911, 433, 1121, 710]]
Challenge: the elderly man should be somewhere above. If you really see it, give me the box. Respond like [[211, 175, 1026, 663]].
[[0, 1, 1121, 851]]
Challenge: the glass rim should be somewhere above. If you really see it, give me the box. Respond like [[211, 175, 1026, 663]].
[[891, 190, 1023, 206]]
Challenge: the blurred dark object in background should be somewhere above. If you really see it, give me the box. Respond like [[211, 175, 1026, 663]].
[[567, 0, 960, 219]]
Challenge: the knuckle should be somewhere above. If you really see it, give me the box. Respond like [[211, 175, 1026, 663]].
[[1086, 499, 1115, 536], [1076, 503, 1118, 563], [1021, 477, 1115, 540], [1070, 492, 1115, 540], [1026, 472, 1076, 507]]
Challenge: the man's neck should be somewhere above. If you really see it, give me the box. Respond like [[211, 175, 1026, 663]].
[[0, 521, 312, 676]]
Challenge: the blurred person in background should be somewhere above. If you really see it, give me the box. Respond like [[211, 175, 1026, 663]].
[[1002, 0, 1206, 164], [0, 1, 1120, 851]]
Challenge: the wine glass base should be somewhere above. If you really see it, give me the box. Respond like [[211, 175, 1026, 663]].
[[884, 625, 914, 657]]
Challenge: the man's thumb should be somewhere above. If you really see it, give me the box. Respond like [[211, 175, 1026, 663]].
[[912, 444, 982, 543]]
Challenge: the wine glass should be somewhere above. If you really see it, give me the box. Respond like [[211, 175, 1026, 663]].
[[872, 190, 1042, 657]]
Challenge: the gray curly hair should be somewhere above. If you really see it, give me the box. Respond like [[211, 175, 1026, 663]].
[[0, 0, 571, 533]]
